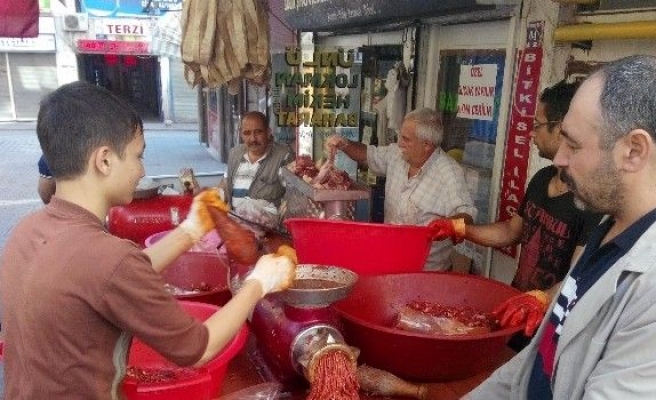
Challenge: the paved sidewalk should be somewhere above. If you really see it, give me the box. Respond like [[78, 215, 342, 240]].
[[0, 120, 201, 132], [0, 121, 226, 251]]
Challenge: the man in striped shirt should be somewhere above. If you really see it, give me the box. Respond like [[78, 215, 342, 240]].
[[221, 111, 293, 225]]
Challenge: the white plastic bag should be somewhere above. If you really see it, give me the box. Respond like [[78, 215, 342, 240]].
[[232, 197, 279, 230], [216, 382, 282, 400]]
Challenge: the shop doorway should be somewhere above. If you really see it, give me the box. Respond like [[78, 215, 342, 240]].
[[79, 54, 161, 121], [426, 19, 515, 277]]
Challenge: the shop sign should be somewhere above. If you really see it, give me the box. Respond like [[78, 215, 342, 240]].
[[497, 21, 545, 258], [81, 0, 183, 17], [273, 47, 359, 129], [96, 18, 152, 37], [282, 0, 485, 31], [0, 34, 56, 52], [77, 39, 150, 55], [456, 64, 498, 121]]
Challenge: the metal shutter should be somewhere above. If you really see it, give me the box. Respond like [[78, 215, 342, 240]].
[[0, 54, 12, 120], [9, 53, 57, 120], [169, 59, 199, 123]]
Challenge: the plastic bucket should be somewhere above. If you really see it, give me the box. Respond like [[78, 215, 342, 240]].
[[123, 301, 249, 400], [284, 218, 432, 275]]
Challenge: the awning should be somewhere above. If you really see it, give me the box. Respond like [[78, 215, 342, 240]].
[[0, 0, 39, 38], [280, 0, 498, 32], [152, 11, 183, 59]]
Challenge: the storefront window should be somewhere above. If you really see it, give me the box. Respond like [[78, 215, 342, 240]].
[[436, 49, 506, 225]]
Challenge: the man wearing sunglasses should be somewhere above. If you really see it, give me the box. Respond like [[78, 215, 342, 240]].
[[464, 80, 603, 349]]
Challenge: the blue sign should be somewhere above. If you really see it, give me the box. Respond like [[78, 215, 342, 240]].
[[80, 0, 183, 17]]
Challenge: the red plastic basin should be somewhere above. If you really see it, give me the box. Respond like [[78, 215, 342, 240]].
[[146, 230, 230, 306], [333, 272, 523, 382], [284, 218, 432, 275], [123, 301, 249, 400], [161, 252, 232, 307]]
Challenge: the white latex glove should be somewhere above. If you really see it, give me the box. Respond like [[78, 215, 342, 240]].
[[245, 253, 296, 297], [179, 189, 228, 242]]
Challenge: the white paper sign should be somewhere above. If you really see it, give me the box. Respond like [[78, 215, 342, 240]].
[[456, 64, 498, 121]]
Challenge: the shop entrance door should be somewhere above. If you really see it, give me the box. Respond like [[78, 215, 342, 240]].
[[437, 49, 506, 225], [427, 19, 516, 276], [79, 54, 162, 121]]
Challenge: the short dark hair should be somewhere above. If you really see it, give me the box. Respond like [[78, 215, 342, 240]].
[[540, 80, 580, 130], [595, 55, 656, 149], [241, 111, 268, 129], [37, 81, 143, 179]]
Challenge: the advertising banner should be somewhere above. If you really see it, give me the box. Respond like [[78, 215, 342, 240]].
[[496, 21, 545, 258]]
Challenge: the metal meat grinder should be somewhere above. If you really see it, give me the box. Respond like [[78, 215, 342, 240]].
[[229, 263, 359, 387], [279, 168, 370, 220]]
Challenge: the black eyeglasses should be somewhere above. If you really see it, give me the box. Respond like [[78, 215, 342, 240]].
[[532, 120, 559, 131]]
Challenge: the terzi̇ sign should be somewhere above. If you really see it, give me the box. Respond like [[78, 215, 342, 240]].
[[274, 47, 358, 128]]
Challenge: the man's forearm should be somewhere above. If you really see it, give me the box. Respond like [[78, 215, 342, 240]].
[[338, 139, 368, 165], [451, 213, 474, 225], [143, 227, 195, 273], [465, 221, 519, 248]]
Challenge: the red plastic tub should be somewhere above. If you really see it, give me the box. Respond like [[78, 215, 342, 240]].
[[333, 272, 523, 382], [123, 301, 249, 400], [284, 218, 432, 275], [145, 229, 231, 307], [161, 252, 232, 307]]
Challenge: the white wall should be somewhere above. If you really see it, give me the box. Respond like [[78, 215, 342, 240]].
[[565, 10, 656, 63]]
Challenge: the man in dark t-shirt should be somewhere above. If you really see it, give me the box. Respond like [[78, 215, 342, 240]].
[[465, 81, 602, 343], [513, 165, 600, 292], [467, 81, 601, 291]]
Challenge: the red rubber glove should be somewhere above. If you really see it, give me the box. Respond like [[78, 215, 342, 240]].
[[493, 290, 549, 337], [427, 218, 466, 243]]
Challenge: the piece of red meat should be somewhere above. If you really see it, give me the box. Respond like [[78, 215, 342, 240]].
[[289, 153, 353, 190]]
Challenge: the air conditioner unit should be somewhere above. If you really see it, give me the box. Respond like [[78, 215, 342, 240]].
[[63, 13, 89, 32]]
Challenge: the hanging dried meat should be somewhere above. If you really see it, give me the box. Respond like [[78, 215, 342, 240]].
[[181, 0, 271, 94]]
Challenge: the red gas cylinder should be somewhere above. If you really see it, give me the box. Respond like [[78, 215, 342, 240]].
[[108, 194, 193, 246]]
